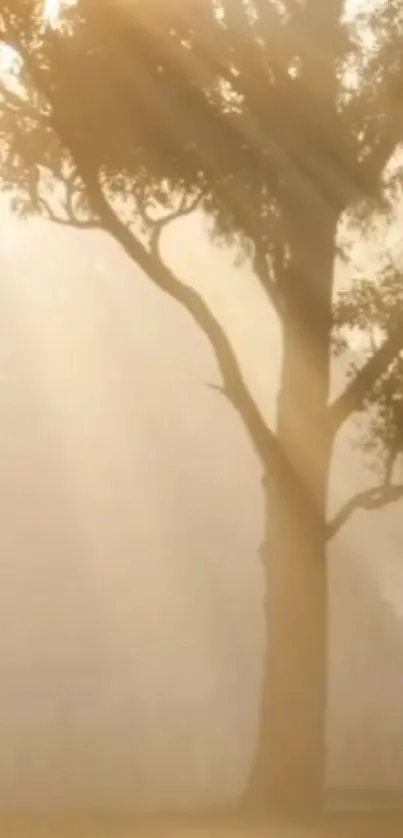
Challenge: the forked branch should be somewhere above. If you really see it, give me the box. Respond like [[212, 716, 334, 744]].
[[84, 173, 279, 468], [327, 482, 403, 539], [329, 316, 403, 433], [148, 190, 205, 257]]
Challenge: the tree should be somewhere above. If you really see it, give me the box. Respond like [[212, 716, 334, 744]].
[[1, 0, 403, 816]]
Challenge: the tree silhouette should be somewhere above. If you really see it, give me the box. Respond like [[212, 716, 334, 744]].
[[1, 0, 403, 816]]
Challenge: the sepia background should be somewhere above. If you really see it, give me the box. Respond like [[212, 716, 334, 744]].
[[0, 196, 402, 814]]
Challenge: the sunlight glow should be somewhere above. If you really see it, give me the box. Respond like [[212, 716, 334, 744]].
[[0, 45, 11, 74], [43, 0, 62, 24], [0, 44, 19, 75], [43, 0, 77, 28]]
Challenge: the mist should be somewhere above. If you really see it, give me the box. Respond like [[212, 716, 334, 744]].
[[0, 208, 402, 813]]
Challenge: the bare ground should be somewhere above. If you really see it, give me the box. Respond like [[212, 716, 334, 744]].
[[0, 811, 402, 838]]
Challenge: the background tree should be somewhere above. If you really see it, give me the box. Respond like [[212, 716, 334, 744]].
[[1, 0, 403, 816]]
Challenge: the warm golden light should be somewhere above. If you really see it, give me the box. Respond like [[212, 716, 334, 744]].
[[43, 0, 77, 27], [43, 0, 61, 24]]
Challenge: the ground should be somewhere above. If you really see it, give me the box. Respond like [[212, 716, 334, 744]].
[[0, 812, 403, 838]]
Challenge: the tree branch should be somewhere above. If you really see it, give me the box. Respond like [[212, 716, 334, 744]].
[[148, 190, 205, 257], [85, 174, 280, 467], [37, 195, 99, 229], [329, 316, 403, 433], [327, 482, 403, 539]]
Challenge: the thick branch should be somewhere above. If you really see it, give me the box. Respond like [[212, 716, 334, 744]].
[[329, 317, 403, 433], [86, 176, 279, 466], [327, 483, 403, 539]]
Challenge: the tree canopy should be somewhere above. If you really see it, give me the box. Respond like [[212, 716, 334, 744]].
[[1, 0, 402, 490]]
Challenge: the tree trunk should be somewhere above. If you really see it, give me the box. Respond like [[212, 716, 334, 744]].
[[247, 458, 330, 816], [245, 213, 336, 816]]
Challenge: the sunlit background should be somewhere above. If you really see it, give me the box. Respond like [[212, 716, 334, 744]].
[[0, 0, 402, 817]]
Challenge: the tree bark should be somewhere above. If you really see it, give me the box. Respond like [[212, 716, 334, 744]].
[[247, 456, 330, 815], [245, 213, 336, 816]]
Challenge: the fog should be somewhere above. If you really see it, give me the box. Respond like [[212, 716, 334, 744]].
[[0, 207, 402, 813]]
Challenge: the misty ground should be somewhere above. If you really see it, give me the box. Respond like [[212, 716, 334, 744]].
[[1, 811, 403, 838]]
